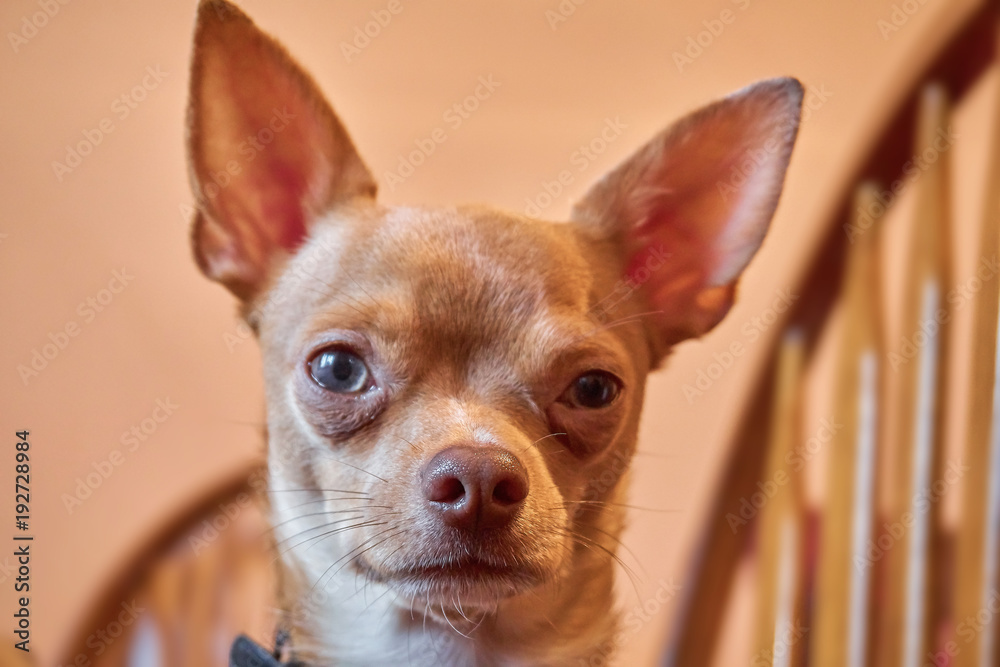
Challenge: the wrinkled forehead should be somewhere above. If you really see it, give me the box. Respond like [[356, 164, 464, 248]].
[[268, 206, 604, 365]]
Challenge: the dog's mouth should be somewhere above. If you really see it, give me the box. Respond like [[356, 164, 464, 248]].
[[354, 554, 545, 605]]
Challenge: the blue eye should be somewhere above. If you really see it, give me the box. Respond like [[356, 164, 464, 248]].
[[309, 348, 371, 393]]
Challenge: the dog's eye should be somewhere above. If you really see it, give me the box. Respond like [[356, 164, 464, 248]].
[[564, 371, 621, 409], [309, 348, 371, 393]]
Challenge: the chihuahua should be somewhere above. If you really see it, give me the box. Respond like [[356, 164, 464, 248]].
[[186, 1, 802, 664]]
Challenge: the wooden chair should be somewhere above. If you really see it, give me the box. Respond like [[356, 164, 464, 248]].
[[56, 465, 276, 667], [665, 1, 1000, 665]]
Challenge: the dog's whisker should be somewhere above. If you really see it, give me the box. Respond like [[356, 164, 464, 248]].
[[539, 523, 641, 594], [224, 419, 269, 430], [256, 509, 369, 543], [310, 526, 404, 594], [557, 500, 681, 514], [269, 506, 394, 533], [575, 309, 665, 343], [466, 604, 489, 635], [449, 592, 485, 634], [269, 488, 372, 495], [312, 454, 389, 483], [273, 514, 369, 548], [359, 580, 393, 612], [299, 268, 386, 323], [392, 434, 424, 453], [376, 543, 408, 573], [317, 533, 394, 598], [422, 599, 431, 640], [555, 527, 644, 602], [276, 509, 400, 537], [303, 267, 379, 311], [524, 589, 562, 633], [274, 522, 375, 563], [271, 496, 377, 519], [520, 432, 566, 455], [343, 271, 384, 311], [453, 594, 470, 624], [296, 279, 371, 319], [350, 529, 404, 572], [425, 599, 458, 664], [302, 514, 404, 557], [440, 600, 475, 640], [582, 522, 650, 581], [633, 449, 677, 459], [273, 514, 399, 559]]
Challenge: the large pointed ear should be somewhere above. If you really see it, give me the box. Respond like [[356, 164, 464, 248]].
[[187, 0, 376, 300], [572, 78, 803, 353]]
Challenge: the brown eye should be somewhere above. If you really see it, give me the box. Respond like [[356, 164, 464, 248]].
[[564, 371, 621, 409]]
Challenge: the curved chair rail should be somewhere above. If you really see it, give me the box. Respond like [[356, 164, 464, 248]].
[[665, 1, 1000, 665]]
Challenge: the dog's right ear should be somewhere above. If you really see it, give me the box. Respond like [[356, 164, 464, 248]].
[[572, 78, 802, 359], [187, 0, 376, 301]]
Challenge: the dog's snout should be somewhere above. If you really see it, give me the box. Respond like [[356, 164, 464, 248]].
[[421, 445, 529, 531]]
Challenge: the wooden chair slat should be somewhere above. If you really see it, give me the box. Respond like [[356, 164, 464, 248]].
[[754, 333, 807, 667], [953, 26, 1000, 667], [811, 184, 882, 667], [877, 82, 954, 667]]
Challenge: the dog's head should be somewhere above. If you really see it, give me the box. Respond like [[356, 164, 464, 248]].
[[187, 0, 800, 623]]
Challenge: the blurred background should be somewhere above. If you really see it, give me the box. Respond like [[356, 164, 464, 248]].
[[2, 0, 999, 665]]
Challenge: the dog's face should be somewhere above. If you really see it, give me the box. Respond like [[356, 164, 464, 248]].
[[258, 204, 651, 608], [260, 206, 650, 608], [187, 0, 801, 624]]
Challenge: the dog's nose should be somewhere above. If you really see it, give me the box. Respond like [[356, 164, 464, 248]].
[[421, 445, 529, 532]]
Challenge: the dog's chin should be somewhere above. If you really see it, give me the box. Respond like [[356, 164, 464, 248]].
[[354, 555, 548, 609]]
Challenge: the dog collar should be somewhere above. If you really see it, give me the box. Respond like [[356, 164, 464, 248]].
[[230, 631, 307, 667]]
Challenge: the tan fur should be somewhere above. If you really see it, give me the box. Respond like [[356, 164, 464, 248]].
[[254, 206, 644, 664], [185, 2, 802, 664]]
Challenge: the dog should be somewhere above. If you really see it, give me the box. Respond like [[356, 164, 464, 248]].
[[185, 1, 802, 664]]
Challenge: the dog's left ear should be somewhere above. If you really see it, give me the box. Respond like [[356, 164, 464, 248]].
[[187, 0, 376, 300], [572, 78, 803, 356]]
